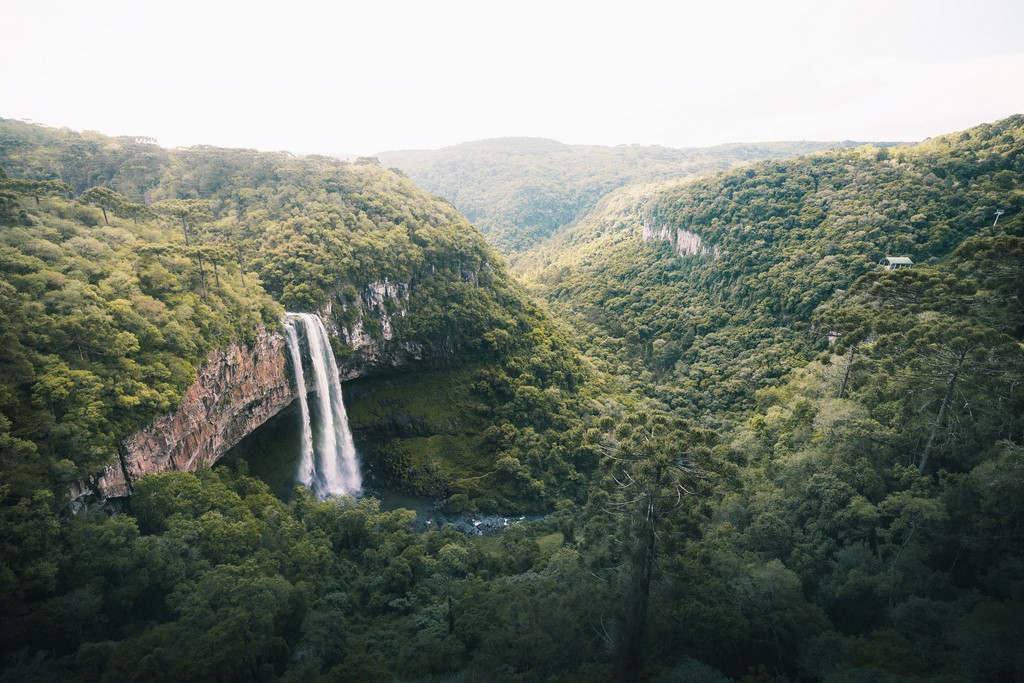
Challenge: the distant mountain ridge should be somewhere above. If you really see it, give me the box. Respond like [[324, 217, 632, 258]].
[[377, 137, 897, 254]]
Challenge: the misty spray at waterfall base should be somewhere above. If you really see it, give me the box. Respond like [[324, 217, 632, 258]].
[[281, 313, 362, 498]]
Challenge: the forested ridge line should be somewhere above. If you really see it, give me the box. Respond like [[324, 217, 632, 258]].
[[377, 136, 873, 254]]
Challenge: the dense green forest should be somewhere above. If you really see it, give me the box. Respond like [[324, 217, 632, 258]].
[[0, 118, 591, 508], [515, 118, 1024, 422], [1, 116, 1022, 681], [378, 137, 865, 254]]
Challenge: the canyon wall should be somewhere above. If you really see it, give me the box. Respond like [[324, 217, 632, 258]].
[[71, 280, 423, 505], [328, 279, 423, 378], [87, 329, 293, 499]]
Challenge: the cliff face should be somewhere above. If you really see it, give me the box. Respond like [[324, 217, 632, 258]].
[[87, 329, 293, 499], [73, 281, 426, 504], [329, 279, 424, 379], [641, 221, 721, 258]]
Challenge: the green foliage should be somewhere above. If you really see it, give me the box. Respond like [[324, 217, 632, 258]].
[[0, 119, 594, 501], [79, 186, 127, 225], [344, 338, 592, 512], [380, 137, 864, 254], [2, 118, 549, 364], [700, 229, 1024, 678], [0, 201, 273, 492], [583, 412, 720, 679], [0, 118, 617, 679], [2, 115, 1023, 681], [517, 115, 1024, 422], [0, 175, 73, 204]]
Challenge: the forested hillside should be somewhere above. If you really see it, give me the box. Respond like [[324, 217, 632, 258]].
[[0, 116, 1022, 682], [0, 120, 605, 679], [516, 116, 1024, 422], [378, 137, 863, 254]]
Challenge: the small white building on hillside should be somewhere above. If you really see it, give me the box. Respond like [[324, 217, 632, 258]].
[[880, 256, 914, 270]]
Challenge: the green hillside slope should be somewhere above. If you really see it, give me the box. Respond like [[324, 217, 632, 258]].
[[0, 119, 590, 506], [516, 116, 1024, 421], [1, 116, 1021, 682], [378, 137, 870, 254]]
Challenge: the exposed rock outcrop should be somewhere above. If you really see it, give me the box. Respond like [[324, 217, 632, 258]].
[[330, 279, 423, 378], [641, 221, 721, 258], [90, 329, 293, 499], [73, 280, 426, 506]]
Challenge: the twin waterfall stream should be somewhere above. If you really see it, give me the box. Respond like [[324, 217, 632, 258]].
[[284, 313, 362, 498]]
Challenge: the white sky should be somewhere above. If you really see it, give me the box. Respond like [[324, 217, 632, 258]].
[[4, 0, 1024, 155]]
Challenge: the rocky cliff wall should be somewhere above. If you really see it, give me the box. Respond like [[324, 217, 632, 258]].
[[641, 221, 721, 258], [328, 279, 424, 379], [86, 329, 293, 499], [73, 281, 426, 505]]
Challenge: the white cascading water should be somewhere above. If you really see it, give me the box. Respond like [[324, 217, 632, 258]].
[[284, 312, 362, 497], [284, 320, 316, 488]]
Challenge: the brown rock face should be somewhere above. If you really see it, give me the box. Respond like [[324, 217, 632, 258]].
[[72, 282, 427, 506], [93, 329, 293, 498]]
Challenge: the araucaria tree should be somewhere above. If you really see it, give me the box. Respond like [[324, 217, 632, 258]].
[[594, 413, 717, 681], [80, 186, 127, 225], [152, 198, 212, 246]]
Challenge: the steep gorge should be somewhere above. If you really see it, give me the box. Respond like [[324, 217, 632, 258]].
[[3, 112, 1023, 682], [514, 117, 1024, 418], [72, 280, 420, 503], [0, 118, 572, 509]]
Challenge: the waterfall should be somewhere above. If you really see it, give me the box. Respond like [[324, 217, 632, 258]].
[[284, 320, 316, 489], [284, 312, 363, 497]]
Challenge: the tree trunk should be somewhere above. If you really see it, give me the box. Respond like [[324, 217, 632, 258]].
[[197, 252, 208, 304], [447, 593, 454, 635], [620, 503, 656, 683], [181, 216, 190, 246], [888, 523, 917, 608], [919, 366, 960, 474], [101, 207, 108, 225], [838, 345, 856, 399]]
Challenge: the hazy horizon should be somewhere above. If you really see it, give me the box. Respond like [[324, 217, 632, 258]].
[[4, 0, 1023, 156], [0, 116, 922, 159]]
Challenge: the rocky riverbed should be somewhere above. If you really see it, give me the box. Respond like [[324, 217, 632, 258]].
[[376, 490, 540, 535]]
